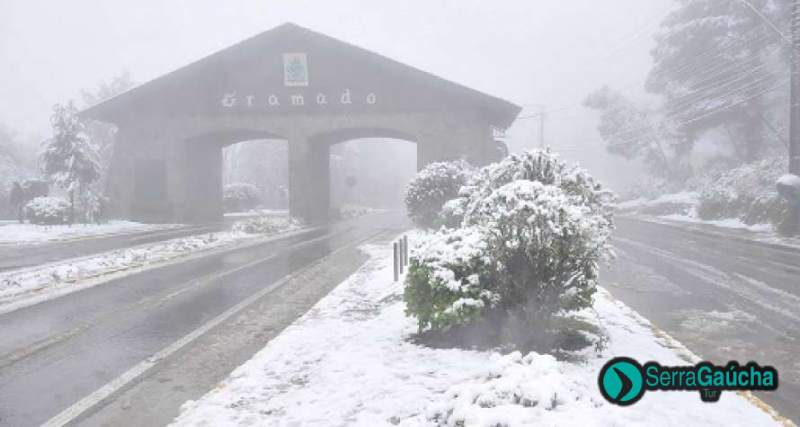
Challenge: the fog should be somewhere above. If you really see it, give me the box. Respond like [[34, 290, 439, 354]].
[[1, 0, 671, 190], [2, 1, 800, 425]]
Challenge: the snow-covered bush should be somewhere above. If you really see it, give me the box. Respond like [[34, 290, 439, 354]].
[[232, 215, 302, 235], [447, 150, 613, 228], [777, 173, 800, 204], [695, 156, 793, 233], [404, 160, 473, 228], [404, 227, 497, 331], [223, 183, 262, 213], [23, 196, 70, 225], [332, 204, 381, 220], [405, 150, 614, 348]]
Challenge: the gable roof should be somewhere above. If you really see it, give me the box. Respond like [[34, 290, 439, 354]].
[[82, 23, 521, 128]]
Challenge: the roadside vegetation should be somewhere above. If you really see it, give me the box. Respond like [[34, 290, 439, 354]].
[[223, 182, 263, 213], [403, 151, 615, 353], [584, 0, 798, 235], [1, 73, 134, 225]]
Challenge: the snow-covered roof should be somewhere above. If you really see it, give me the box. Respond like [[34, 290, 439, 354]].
[[82, 23, 521, 128]]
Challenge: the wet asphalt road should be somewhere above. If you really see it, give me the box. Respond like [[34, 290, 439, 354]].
[[0, 212, 409, 427], [604, 216, 800, 423]]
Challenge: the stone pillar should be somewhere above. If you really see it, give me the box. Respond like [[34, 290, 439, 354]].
[[179, 140, 223, 223], [288, 136, 330, 223]]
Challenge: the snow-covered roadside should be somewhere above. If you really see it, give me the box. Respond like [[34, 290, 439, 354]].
[[171, 241, 784, 427], [631, 213, 800, 250], [224, 209, 289, 218], [0, 220, 180, 244], [0, 217, 304, 315], [659, 213, 774, 233], [617, 192, 800, 249], [616, 191, 699, 213], [336, 204, 388, 219]]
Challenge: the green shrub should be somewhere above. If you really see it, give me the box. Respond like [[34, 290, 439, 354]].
[[403, 227, 496, 332], [404, 150, 615, 348]]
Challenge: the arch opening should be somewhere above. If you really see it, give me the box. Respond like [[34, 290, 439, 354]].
[[329, 137, 417, 217]]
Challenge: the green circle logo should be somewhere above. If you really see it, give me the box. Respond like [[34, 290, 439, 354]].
[[598, 357, 645, 405]]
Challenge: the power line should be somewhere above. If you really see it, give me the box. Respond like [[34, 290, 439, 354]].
[[600, 78, 789, 149], [515, 2, 792, 149], [738, 0, 792, 44]]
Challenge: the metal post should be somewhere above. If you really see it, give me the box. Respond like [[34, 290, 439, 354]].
[[398, 239, 404, 274], [539, 105, 546, 149], [393, 242, 399, 282], [403, 235, 409, 266]]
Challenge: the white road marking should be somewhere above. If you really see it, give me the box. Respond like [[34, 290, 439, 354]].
[[42, 227, 380, 427]]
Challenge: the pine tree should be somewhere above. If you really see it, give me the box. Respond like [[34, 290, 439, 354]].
[[81, 72, 136, 192], [584, 86, 692, 181], [647, 0, 791, 162], [40, 101, 101, 223]]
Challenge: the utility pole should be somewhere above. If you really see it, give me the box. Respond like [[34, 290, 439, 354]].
[[791, 0, 800, 175], [789, 0, 800, 233], [519, 104, 547, 149], [538, 105, 546, 149]]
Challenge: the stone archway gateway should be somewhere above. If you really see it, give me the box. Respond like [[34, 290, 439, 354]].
[[82, 23, 521, 223]]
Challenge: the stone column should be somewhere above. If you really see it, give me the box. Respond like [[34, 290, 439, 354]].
[[178, 139, 223, 223], [288, 135, 330, 223]]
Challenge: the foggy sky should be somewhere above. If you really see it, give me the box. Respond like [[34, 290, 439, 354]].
[[0, 0, 674, 189]]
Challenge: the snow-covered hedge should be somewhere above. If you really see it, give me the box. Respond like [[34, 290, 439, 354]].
[[404, 160, 473, 228], [223, 183, 262, 213], [231, 215, 302, 235], [23, 196, 70, 225], [445, 150, 613, 228], [405, 150, 615, 348], [695, 156, 793, 233], [332, 204, 381, 220]]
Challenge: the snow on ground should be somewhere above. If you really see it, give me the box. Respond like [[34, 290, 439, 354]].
[[641, 214, 800, 250], [336, 204, 388, 219], [660, 214, 774, 233], [616, 191, 699, 212], [224, 209, 289, 218], [171, 241, 783, 427], [618, 191, 800, 248], [0, 216, 304, 315], [0, 220, 180, 244]]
